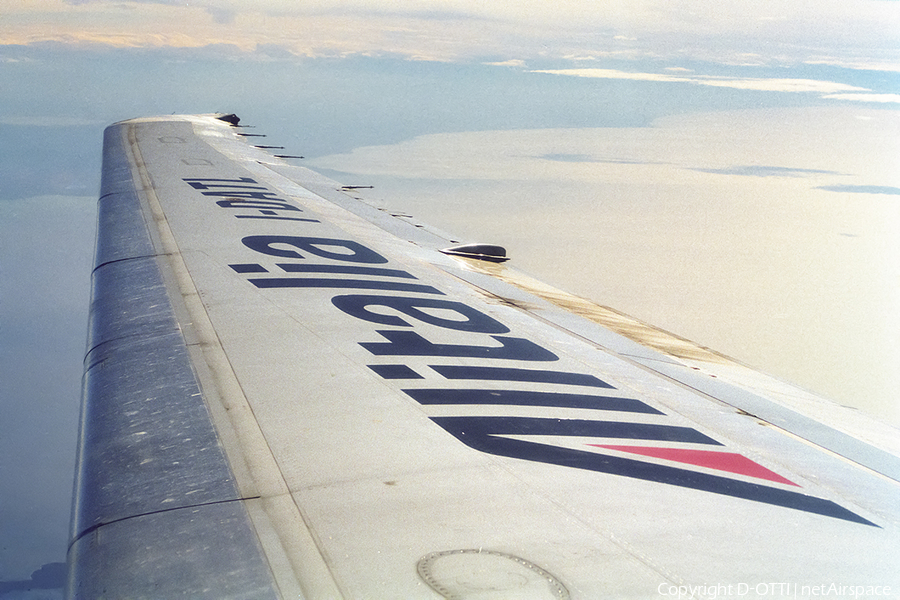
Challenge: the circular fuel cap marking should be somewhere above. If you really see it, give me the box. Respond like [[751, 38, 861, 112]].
[[417, 549, 570, 599]]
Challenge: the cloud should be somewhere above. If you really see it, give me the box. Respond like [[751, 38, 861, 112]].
[[804, 59, 900, 73], [694, 166, 844, 178], [5, 0, 899, 67], [698, 78, 867, 94], [821, 93, 900, 103], [484, 59, 526, 67], [539, 153, 656, 165], [817, 184, 900, 195], [531, 68, 872, 96], [533, 68, 686, 84]]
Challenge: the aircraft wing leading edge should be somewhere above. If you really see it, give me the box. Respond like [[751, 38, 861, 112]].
[[68, 114, 900, 599]]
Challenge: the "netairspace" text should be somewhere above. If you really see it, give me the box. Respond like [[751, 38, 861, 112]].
[[657, 582, 892, 599]]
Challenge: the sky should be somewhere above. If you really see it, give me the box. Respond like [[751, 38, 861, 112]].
[[1, 0, 898, 595]]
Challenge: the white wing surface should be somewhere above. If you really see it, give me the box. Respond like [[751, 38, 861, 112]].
[[68, 114, 900, 599]]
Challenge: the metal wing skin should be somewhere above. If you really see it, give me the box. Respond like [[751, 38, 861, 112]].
[[68, 114, 900, 599]]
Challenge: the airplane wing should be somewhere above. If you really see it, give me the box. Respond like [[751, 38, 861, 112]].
[[68, 114, 900, 599]]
